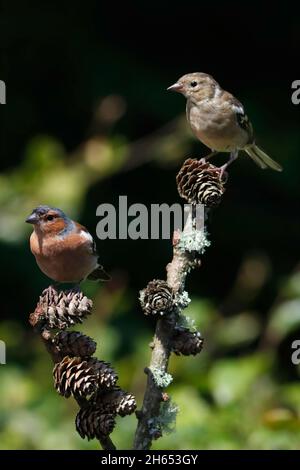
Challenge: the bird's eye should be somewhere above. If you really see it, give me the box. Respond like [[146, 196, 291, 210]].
[[190, 81, 198, 87], [46, 215, 55, 221]]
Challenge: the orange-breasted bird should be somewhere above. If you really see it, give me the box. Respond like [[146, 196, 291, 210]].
[[26, 205, 110, 283], [167, 72, 282, 173]]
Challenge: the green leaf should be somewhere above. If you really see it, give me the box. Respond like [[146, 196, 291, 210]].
[[280, 271, 300, 299], [214, 312, 261, 349], [268, 300, 300, 340], [209, 354, 271, 406]]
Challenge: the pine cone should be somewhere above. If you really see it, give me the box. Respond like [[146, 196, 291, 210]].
[[172, 326, 203, 356], [76, 406, 115, 440], [53, 356, 117, 398], [29, 286, 93, 330], [93, 359, 118, 389], [176, 158, 225, 207], [95, 387, 137, 416], [52, 331, 96, 360], [140, 279, 175, 316]]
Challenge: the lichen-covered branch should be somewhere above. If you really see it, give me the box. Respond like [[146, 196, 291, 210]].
[[134, 158, 225, 450], [133, 227, 202, 449]]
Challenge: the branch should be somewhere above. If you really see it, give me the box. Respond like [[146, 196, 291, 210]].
[[39, 326, 117, 451], [133, 231, 199, 449], [29, 286, 136, 451], [134, 158, 225, 450]]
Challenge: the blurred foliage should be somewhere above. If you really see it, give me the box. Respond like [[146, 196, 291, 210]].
[[1, 1, 300, 450]]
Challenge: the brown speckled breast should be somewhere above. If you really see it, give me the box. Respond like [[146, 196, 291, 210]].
[[187, 100, 249, 152]]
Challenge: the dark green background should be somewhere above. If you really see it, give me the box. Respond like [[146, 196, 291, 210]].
[[0, 1, 300, 449]]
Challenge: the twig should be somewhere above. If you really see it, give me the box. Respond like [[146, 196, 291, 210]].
[[97, 435, 117, 451], [134, 157, 225, 449], [133, 229, 198, 450], [29, 294, 120, 451]]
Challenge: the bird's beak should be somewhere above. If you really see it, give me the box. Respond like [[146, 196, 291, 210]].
[[167, 82, 184, 93], [25, 213, 39, 224]]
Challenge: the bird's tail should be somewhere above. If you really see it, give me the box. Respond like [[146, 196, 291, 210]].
[[245, 144, 282, 171], [88, 264, 111, 281]]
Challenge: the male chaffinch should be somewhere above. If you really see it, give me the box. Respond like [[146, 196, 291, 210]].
[[26, 205, 109, 283], [168, 72, 282, 172]]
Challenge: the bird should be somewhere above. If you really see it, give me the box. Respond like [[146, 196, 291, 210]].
[[26, 205, 110, 284], [167, 72, 282, 173]]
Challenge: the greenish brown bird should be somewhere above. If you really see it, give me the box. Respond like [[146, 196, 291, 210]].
[[168, 72, 282, 172]]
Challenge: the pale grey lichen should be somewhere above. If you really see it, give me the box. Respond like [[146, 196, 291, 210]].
[[147, 399, 179, 437], [178, 229, 210, 253], [139, 289, 145, 305], [159, 399, 179, 434], [150, 367, 173, 388], [174, 290, 191, 310], [177, 314, 197, 332]]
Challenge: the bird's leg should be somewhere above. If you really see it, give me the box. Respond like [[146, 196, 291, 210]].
[[205, 150, 218, 161], [199, 150, 218, 164], [219, 150, 239, 178], [50, 282, 61, 292], [71, 283, 81, 293]]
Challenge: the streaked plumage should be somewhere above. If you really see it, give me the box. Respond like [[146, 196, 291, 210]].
[[167, 72, 282, 172]]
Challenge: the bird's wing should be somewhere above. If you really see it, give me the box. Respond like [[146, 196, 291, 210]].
[[223, 92, 254, 142], [74, 222, 110, 281], [74, 222, 97, 254]]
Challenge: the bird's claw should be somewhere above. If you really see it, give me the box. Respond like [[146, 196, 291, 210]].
[[218, 164, 229, 182]]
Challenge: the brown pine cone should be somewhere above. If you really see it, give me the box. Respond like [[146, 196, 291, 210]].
[[76, 406, 115, 440], [140, 279, 175, 317], [95, 387, 137, 416], [176, 158, 225, 207], [52, 331, 97, 361], [92, 359, 118, 389], [53, 356, 117, 398], [29, 286, 93, 330], [172, 326, 204, 356]]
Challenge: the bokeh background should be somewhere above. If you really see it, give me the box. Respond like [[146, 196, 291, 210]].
[[1, 1, 300, 450]]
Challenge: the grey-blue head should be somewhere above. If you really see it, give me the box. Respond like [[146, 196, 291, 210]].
[[25, 205, 73, 235], [26, 205, 68, 224]]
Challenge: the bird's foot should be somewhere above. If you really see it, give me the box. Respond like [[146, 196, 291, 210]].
[[205, 150, 218, 161], [198, 150, 218, 165], [49, 283, 60, 293], [72, 283, 81, 293], [218, 164, 229, 181], [218, 150, 239, 178]]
